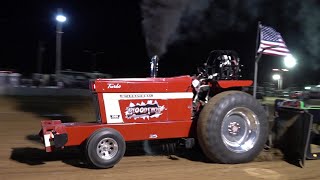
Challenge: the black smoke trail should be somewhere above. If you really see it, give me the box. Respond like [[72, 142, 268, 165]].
[[140, 0, 320, 70]]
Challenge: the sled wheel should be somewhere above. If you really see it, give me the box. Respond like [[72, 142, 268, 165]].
[[85, 128, 126, 169], [197, 90, 268, 163]]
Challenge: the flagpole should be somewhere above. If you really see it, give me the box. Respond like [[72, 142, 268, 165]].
[[253, 21, 261, 98]]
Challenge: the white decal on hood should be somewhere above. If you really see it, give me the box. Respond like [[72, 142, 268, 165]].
[[125, 100, 165, 120]]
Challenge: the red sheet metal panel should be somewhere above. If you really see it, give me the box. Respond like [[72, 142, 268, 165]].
[[63, 121, 193, 146]]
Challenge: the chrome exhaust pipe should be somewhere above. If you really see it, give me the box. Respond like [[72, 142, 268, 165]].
[[150, 55, 159, 78]]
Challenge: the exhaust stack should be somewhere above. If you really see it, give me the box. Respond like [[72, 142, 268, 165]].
[[150, 55, 159, 78]]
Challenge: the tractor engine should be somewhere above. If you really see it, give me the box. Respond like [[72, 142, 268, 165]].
[[191, 50, 243, 118], [194, 50, 242, 81]]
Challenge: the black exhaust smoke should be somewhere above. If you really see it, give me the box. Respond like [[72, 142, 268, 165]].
[[140, 0, 190, 58], [139, 0, 263, 58], [140, 0, 320, 73]]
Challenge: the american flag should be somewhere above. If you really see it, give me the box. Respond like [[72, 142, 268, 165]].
[[257, 25, 291, 56]]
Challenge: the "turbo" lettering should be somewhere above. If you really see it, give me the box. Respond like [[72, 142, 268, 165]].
[[108, 83, 121, 89]]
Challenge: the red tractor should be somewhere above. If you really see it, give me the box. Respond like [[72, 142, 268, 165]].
[[39, 50, 268, 169]]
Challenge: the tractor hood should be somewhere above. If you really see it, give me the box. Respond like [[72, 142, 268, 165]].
[[91, 75, 193, 93]]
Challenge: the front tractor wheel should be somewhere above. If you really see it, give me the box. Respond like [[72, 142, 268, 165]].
[[197, 90, 268, 164], [85, 128, 126, 169]]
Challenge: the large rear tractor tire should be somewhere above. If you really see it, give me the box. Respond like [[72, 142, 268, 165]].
[[197, 90, 268, 163], [85, 128, 126, 169]]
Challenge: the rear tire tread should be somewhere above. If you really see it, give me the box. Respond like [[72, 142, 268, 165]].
[[197, 90, 268, 164]]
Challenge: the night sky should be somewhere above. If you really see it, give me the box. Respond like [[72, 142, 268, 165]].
[[1, 0, 319, 87]]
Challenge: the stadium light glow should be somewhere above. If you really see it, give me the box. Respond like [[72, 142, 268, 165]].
[[56, 15, 67, 22], [284, 54, 297, 68]]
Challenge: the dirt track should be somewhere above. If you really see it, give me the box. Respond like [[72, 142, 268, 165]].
[[1, 96, 320, 180]]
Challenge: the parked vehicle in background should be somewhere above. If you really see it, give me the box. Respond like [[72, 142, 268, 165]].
[[279, 88, 290, 98], [60, 70, 112, 89], [0, 70, 22, 87], [305, 85, 320, 99], [280, 87, 304, 99], [244, 86, 265, 99], [289, 90, 306, 100]]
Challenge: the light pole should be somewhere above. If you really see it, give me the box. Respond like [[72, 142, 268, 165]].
[[272, 55, 297, 89], [55, 8, 67, 84], [272, 69, 288, 90], [272, 74, 281, 90]]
